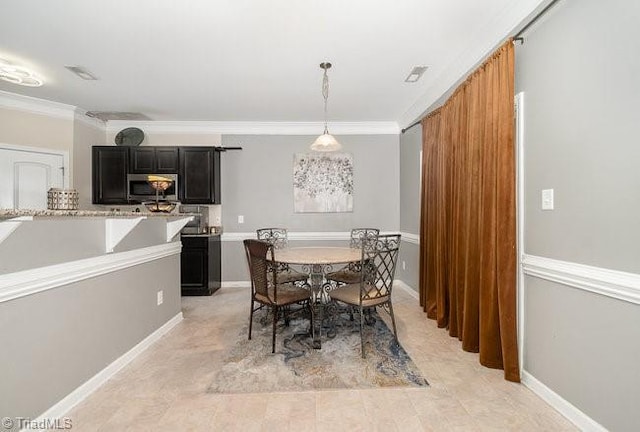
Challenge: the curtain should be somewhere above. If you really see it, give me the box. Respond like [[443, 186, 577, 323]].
[[418, 39, 519, 382]]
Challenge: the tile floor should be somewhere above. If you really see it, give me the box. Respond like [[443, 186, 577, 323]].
[[66, 286, 577, 431]]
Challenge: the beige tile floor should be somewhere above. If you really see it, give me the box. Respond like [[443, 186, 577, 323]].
[[66, 286, 577, 431]]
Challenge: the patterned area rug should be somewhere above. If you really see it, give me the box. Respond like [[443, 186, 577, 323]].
[[208, 309, 428, 393]]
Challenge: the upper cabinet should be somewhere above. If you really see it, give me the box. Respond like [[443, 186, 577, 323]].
[[91, 146, 221, 205], [179, 147, 221, 204], [92, 146, 129, 204], [130, 147, 179, 173]]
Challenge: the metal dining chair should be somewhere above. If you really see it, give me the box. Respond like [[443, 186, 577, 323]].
[[328, 234, 401, 358], [256, 227, 308, 285], [326, 228, 380, 285], [244, 239, 311, 353]]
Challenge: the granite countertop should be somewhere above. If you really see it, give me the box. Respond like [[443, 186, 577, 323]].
[[181, 232, 222, 237], [0, 209, 197, 220]]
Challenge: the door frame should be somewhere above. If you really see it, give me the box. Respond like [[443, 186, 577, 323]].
[[0, 143, 70, 188], [515, 92, 525, 374]]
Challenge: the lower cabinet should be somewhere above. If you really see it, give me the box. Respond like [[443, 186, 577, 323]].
[[180, 234, 221, 296]]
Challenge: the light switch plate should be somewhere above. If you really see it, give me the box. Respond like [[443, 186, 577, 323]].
[[157, 290, 163, 306], [238, 215, 244, 224], [541, 189, 554, 210]]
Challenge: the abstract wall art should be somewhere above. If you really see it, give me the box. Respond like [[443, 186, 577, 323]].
[[293, 153, 353, 213]]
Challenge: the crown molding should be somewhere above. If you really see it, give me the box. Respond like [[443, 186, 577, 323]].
[[399, 0, 548, 127], [105, 120, 400, 136], [0, 90, 77, 121]]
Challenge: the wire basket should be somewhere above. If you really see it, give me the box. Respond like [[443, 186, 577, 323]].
[[47, 188, 79, 210]]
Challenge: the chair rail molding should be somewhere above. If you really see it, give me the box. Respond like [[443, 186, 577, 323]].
[[221, 231, 403, 242], [399, 231, 419, 245], [0, 242, 181, 304], [522, 254, 640, 305]]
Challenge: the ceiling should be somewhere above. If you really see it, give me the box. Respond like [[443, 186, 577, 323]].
[[0, 0, 545, 126]]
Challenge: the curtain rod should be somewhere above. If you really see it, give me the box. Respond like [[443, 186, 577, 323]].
[[401, 0, 562, 134], [401, 120, 421, 134], [514, 0, 562, 43]]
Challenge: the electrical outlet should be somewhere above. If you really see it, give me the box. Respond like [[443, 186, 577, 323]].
[[157, 290, 163, 306], [402, 261, 406, 270], [238, 215, 244, 224]]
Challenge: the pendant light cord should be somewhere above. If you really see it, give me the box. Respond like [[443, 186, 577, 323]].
[[322, 67, 329, 134]]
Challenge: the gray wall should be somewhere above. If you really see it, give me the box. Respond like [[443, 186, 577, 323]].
[[219, 134, 400, 282], [0, 219, 182, 420], [396, 125, 422, 290], [517, 0, 640, 430], [73, 116, 106, 209], [0, 255, 181, 420]]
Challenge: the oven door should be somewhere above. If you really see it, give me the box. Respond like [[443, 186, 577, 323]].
[[127, 174, 178, 202]]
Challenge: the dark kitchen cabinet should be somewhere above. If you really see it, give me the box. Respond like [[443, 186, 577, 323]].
[[180, 235, 221, 296], [179, 147, 221, 204], [92, 146, 129, 204], [130, 147, 179, 173]]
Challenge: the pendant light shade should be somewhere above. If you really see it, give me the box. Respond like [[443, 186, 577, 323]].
[[311, 62, 341, 152], [311, 131, 341, 152]]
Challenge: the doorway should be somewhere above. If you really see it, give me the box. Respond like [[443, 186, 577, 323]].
[[0, 144, 68, 210]]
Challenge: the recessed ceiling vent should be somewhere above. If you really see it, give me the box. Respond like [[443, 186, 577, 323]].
[[404, 66, 428, 83], [65, 66, 98, 80], [85, 111, 151, 121]]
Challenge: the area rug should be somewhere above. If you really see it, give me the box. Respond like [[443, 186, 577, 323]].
[[207, 309, 428, 393]]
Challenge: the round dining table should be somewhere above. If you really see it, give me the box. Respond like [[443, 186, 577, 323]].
[[274, 246, 362, 348]]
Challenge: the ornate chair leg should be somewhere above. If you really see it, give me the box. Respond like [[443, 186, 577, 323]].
[[272, 307, 278, 353], [388, 301, 398, 342], [360, 306, 366, 359], [284, 305, 290, 326]]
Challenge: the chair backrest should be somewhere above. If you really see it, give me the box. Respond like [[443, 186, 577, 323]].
[[243, 239, 277, 303], [256, 227, 289, 249], [359, 234, 401, 302], [349, 228, 380, 249]]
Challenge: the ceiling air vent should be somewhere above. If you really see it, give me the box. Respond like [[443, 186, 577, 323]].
[[404, 66, 428, 83], [85, 111, 152, 121], [65, 66, 98, 80]]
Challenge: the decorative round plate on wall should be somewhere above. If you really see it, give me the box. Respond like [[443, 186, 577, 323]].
[[114, 127, 144, 146]]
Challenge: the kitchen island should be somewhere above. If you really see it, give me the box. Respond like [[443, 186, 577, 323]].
[[0, 210, 193, 422]]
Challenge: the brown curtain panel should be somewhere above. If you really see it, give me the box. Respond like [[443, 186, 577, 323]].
[[418, 39, 519, 382]]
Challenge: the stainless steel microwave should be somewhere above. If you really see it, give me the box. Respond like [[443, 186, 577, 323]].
[[127, 174, 178, 202]]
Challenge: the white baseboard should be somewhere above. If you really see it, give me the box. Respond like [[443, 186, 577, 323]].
[[33, 312, 183, 424], [521, 370, 607, 432], [221, 281, 250, 288], [394, 280, 419, 300]]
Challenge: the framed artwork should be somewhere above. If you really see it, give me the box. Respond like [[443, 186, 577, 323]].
[[293, 153, 353, 213]]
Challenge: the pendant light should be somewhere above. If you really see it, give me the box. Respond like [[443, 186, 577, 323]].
[[311, 62, 342, 152]]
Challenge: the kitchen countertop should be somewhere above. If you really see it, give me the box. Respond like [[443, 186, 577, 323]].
[[0, 209, 197, 220], [181, 232, 221, 237]]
